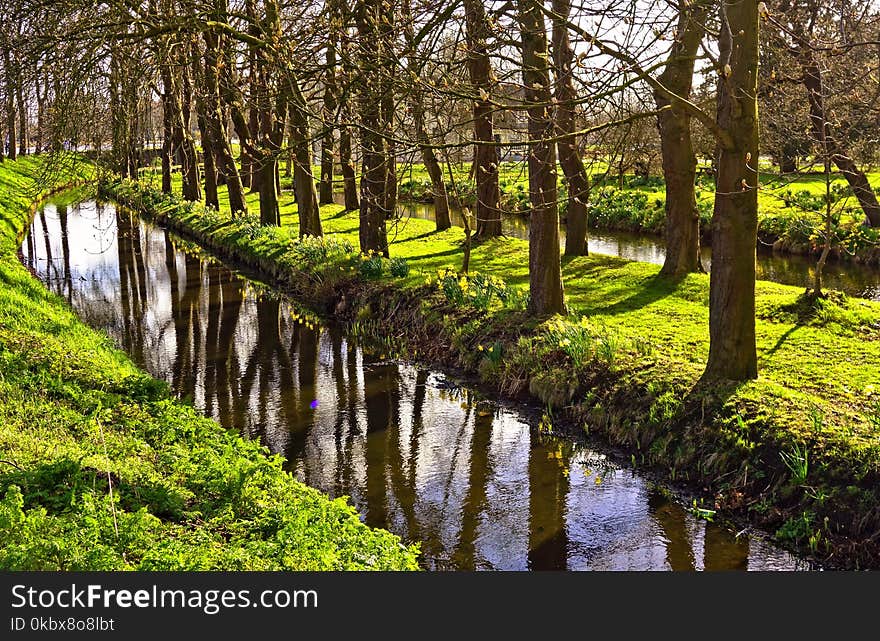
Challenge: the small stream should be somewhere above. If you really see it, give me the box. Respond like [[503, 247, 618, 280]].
[[21, 199, 806, 570], [400, 202, 880, 301]]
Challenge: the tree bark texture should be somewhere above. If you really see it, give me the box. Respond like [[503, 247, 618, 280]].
[[703, 0, 759, 381], [654, 0, 709, 275], [519, 0, 566, 317], [551, 0, 589, 256], [464, 0, 501, 238]]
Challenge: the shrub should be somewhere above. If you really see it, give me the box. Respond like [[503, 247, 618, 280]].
[[389, 257, 410, 278]]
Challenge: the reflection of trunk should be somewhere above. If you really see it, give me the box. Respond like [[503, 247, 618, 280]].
[[214, 271, 243, 430], [703, 0, 759, 382], [119, 213, 136, 356], [654, 0, 708, 275], [527, 437, 569, 570], [118, 211, 147, 364], [362, 358, 399, 529], [455, 409, 494, 570], [648, 489, 695, 571], [386, 379, 420, 544], [203, 266, 222, 418], [39, 209, 55, 287], [551, 0, 589, 256], [342, 342, 360, 495], [519, 0, 566, 317], [703, 522, 748, 570], [286, 311, 318, 465], [463, 0, 501, 238], [330, 330, 350, 493]]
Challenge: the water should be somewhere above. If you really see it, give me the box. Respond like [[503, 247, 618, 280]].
[[401, 202, 880, 301], [21, 199, 806, 570]]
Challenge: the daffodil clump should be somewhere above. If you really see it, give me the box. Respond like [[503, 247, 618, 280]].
[[289, 233, 354, 271], [427, 267, 523, 311], [544, 315, 598, 365], [542, 315, 632, 370]]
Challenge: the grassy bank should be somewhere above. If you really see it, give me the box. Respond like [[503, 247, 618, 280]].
[[105, 174, 880, 568], [139, 159, 880, 265], [0, 156, 419, 570]]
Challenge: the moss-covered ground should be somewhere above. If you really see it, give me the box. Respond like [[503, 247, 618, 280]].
[[106, 169, 880, 568], [0, 157, 419, 570]]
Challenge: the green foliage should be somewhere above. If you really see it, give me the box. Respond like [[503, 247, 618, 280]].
[[433, 268, 519, 311], [780, 442, 810, 485], [357, 252, 385, 279], [389, 257, 410, 278], [290, 233, 354, 270]]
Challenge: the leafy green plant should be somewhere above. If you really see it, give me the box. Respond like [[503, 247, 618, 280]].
[[358, 253, 384, 279], [780, 441, 809, 485], [597, 331, 621, 369], [389, 257, 409, 278]]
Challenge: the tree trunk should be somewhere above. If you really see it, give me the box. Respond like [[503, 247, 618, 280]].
[[16, 59, 27, 156], [203, 20, 248, 215], [339, 124, 359, 210], [198, 112, 219, 210], [404, 0, 450, 230], [338, 9, 360, 211], [380, 8, 397, 220], [320, 38, 337, 205], [161, 90, 173, 193], [290, 92, 323, 236], [654, 0, 708, 275], [519, 0, 566, 317], [162, 53, 201, 202], [551, 0, 589, 257], [355, 0, 390, 255], [463, 0, 501, 238], [703, 0, 759, 382], [4, 47, 17, 161], [192, 44, 218, 209], [796, 21, 880, 227]]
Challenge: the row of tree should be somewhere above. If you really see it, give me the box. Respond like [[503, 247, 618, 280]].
[[8, 0, 880, 382]]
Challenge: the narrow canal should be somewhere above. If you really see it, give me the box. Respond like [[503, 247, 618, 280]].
[[21, 198, 806, 570]]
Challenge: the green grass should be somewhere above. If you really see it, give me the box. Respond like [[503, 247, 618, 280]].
[[0, 156, 419, 570], [110, 169, 880, 565], [142, 157, 880, 262]]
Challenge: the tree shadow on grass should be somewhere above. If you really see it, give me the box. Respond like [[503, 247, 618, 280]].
[[403, 246, 463, 262], [400, 229, 445, 243], [762, 293, 829, 359], [592, 272, 687, 316]]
